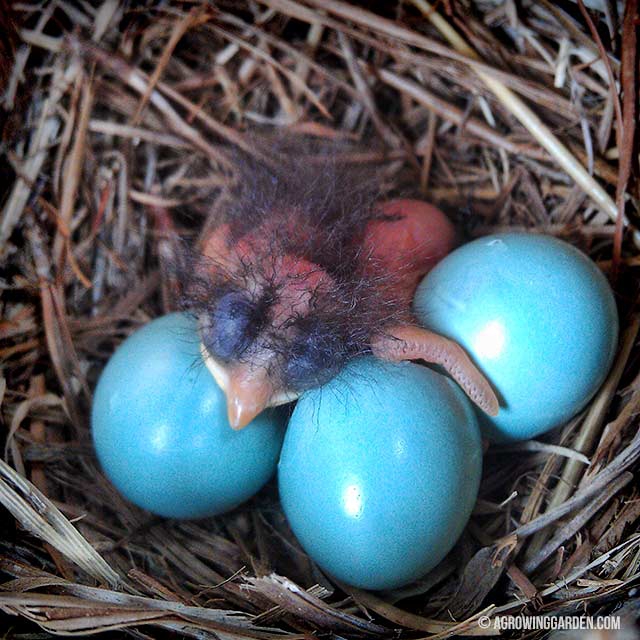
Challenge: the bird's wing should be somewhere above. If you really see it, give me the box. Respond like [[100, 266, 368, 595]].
[[371, 324, 500, 416]]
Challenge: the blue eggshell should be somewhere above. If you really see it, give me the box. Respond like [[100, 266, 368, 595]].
[[414, 233, 618, 442], [92, 313, 286, 519], [278, 358, 482, 591]]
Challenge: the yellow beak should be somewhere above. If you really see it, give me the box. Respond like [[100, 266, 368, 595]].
[[200, 343, 298, 429]]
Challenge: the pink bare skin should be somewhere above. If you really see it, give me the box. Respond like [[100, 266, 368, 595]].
[[364, 200, 498, 417], [363, 199, 458, 306], [196, 198, 498, 428]]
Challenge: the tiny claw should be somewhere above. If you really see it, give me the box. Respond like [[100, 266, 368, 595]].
[[372, 324, 500, 416]]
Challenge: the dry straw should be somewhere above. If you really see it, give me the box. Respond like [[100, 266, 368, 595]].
[[0, 0, 639, 637]]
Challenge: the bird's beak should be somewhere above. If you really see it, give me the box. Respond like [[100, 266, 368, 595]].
[[200, 344, 298, 429]]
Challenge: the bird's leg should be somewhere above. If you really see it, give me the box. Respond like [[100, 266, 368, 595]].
[[372, 325, 499, 416]]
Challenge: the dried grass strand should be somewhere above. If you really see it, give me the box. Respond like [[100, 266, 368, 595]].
[[411, 0, 620, 223]]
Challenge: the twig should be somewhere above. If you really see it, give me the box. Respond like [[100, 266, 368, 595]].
[[522, 471, 633, 574], [377, 68, 549, 161], [544, 314, 640, 510], [131, 7, 212, 126], [411, 0, 620, 223]]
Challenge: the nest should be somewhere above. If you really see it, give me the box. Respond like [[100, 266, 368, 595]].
[[1, 0, 639, 637]]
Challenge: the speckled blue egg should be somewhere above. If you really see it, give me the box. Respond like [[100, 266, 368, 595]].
[[92, 313, 286, 519], [414, 233, 618, 442], [278, 358, 482, 590]]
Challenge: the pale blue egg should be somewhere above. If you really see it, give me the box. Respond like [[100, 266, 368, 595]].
[[414, 233, 618, 442], [278, 358, 482, 590], [92, 313, 286, 519]]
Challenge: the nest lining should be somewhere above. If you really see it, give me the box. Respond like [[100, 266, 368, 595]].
[[0, 0, 639, 638]]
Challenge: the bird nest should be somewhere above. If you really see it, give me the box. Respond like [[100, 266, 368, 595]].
[[1, 1, 639, 638]]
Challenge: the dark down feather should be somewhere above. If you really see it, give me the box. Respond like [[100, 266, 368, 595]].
[[180, 141, 409, 394]]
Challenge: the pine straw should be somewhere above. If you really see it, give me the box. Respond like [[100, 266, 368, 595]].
[[1, 0, 639, 637]]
